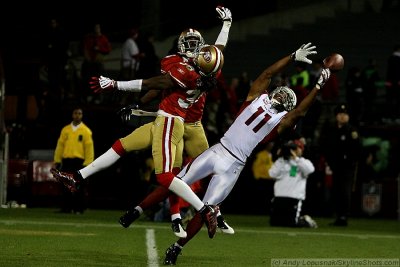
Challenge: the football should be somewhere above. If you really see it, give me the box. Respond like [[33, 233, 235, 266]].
[[323, 53, 344, 72]]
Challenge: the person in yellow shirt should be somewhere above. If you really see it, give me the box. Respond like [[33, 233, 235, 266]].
[[251, 142, 275, 214], [252, 142, 275, 180], [54, 107, 94, 213]]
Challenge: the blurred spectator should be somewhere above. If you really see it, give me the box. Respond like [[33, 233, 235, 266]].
[[289, 62, 310, 136], [269, 73, 289, 94], [81, 23, 112, 103], [118, 27, 145, 105], [137, 32, 160, 78], [120, 28, 144, 80], [251, 142, 275, 214], [320, 104, 361, 226], [41, 18, 70, 103], [235, 71, 251, 110], [301, 59, 323, 141], [290, 62, 310, 103], [269, 139, 317, 228], [252, 142, 274, 180], [385, 44, 400, 119], [225, 77, 239, 116], [320, 70, 339, 102], [53, 107, 94, 214], [361, 58, 382, 122], [345, 66, 364, 124]]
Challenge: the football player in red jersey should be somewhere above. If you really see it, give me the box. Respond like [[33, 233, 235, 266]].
[[94, 44, 224, 238], [163, 43, 332, 265], [51, 6, 233, 239]]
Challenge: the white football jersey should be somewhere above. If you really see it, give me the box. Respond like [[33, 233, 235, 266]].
[[220, 94, 287, 162]]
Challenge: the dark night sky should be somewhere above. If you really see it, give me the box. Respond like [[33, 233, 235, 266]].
[[0, 0, 277, 94], [0, 1, 277, 67], [1, 1, 277, 41]]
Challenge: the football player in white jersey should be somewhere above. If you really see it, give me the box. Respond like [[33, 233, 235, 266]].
[[163, 42, 331, 265]]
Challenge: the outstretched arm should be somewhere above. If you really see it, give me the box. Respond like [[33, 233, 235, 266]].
[[246, 55, 292, 102], [246, 43, 317, 102], [214, 6, 232, 51], [277, 68, 331, 134], [90, 74, 175, 93]]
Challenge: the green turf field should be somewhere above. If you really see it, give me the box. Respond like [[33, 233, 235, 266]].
[[0, 208, 399, 267]]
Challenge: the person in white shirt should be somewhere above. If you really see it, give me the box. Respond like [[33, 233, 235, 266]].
[[269, 139, 317, 228], [120, 28, 143, 80]]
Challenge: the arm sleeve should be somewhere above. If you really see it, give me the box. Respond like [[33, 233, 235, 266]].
[[117, 79, 143, 92], [215, 21, 232, 47]]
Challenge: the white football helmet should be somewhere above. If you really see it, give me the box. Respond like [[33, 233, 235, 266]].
[[177, 28, 205, 58], [193, 45, 224, 76], [270, 86, 297, 112]]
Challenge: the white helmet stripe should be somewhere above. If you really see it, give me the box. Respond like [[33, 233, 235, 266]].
[[211, 46, 222, 74]]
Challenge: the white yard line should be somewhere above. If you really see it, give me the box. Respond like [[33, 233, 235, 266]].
[[1, 219, 400, 240], [146, 229, 159, 267]]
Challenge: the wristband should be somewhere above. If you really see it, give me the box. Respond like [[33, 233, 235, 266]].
[[117, 80, 143, 92]]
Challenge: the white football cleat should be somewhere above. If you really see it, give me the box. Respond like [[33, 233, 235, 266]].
[[303, 215, 318, 228], [171, 218, 187, 238], [217, 215, 235, 234]]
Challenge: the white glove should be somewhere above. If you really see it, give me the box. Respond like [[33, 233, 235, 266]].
[[291, 43, 317, 64], [90, 75, 117, 93], [316, 68, 331, 89], [216, 6, 232, 22]]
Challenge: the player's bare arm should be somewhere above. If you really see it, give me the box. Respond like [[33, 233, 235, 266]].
[[141, 74, 175, 91], [246, 55, 292, 102], [277, 68, 331, 134], [246, 43, 317, 102]]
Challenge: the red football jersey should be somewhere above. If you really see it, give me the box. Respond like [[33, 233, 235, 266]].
[[158, 61, 203, 119], [161, 55, 203, 122]]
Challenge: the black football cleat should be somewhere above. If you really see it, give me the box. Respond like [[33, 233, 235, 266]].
[[164, 244, 182, 265], [119, 208, 140, 228]]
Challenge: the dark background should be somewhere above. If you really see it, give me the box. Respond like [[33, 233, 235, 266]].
[[2, 0, 400, 219]]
